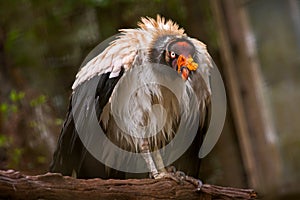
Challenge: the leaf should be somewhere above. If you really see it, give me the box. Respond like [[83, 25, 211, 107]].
[[0, 103, 8, 114], [30, 95, 47, 107], [0, 134, 8, 147], [9, 90, 18, 102], [18, 92, 25, 100], [54, 118, 63, 126], [9, 90, 25, 103]]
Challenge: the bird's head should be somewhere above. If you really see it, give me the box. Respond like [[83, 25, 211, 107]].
[[150, 36, 198, 81], [164, 38, 198, 81], [138, 16, 201, 81]]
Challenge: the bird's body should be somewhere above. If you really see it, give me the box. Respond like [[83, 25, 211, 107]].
[[50, 16, 212, 181]]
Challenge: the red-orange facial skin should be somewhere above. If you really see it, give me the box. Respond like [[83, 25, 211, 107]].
[[166, 39, 198, 80], [176, 41, 190, 47], [181, 67, 189, 81], [177, 55, 187, 73], [176, 54, 198, 81]]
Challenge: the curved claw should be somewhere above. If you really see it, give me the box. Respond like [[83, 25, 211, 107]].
[[195, 180, 203, 191], [185, 175, 203, 191], [175, 170, 186, 183], [175, 170, 185, 178]]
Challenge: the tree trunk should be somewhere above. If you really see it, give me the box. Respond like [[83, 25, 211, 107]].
[[210, 0, 282, 193], [0, 170, 257, 200]]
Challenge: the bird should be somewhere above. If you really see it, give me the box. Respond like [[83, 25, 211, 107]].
[[50, 15, 212, 187]]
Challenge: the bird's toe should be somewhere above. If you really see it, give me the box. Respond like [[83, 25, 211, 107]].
[[165, 165, 177, 173], [153, 172, 182, 183], [185, 175, 203, 191]]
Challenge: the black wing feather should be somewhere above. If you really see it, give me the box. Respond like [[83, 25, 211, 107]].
[[50, 69, 125, 178]]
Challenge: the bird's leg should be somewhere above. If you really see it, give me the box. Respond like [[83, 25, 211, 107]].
[[152, 150, 167, 173], [139, 139, 159, 177], [139, 140, 181, 182], [152, 151, 185, 183], [139, 140, 180, 182], [138, 139, 202, 189]]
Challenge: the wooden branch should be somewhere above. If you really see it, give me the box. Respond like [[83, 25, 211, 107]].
[[0, 170, 257, 200]]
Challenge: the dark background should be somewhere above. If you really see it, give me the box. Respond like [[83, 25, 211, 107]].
[[0, 0, 299, 199]]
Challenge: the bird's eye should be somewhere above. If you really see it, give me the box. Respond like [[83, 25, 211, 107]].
[[170, 51, 176, 59]]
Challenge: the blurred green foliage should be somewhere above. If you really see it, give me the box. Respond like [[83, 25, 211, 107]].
[[9, 148, 23, 169], [0, 89, 52, 171], [9, 90, 25, 103], [0, 90, 25, 118], [30, 95, 47, 107], [0, 134, 11, 148], [0, 132, 23, 169]]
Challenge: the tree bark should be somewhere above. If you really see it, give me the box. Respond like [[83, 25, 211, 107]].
[[0, 170, 256, 200]]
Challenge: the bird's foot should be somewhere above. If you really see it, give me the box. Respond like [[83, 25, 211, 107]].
[[152, 171, 185, 184], [152, 171, 202, 190], [155, 166, 203, 191], [173, 170, 203, 191]]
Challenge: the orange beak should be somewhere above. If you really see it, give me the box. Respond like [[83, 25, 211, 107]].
[[177, 55, 198, 81]]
